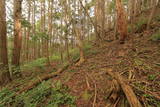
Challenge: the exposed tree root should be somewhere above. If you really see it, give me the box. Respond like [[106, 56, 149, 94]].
[[106, 69, 142, 107]]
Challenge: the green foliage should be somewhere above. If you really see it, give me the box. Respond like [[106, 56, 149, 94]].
[[0, 81, 51, 107], [83, 42, 94, 55], [134, 17, 148, 32], [11, 65, 21, 76], [134, 59, 143, 66], [143, 94, 160, 106], [148, 74, 157, 81], [134, 58, 152, 71], [136, 21, 146, 29], [22, 58, 47, 71], [150, 31, 160, 41], [108, 0, 116, 14], [90, 64, 97, 69], [0, 81, 76, 107], [108, 0, 128, 14], [0, 88, 15, 107], [81, 90, 92, 101], [85, 0, 95, 9], [7, 19, 14, 34], [134, 82, 145, 90], [68, 69, 76, 72], [22, 53, 61, 71], [69, 42, 93, 61], [21, 19, 31, 28], [47, 80, 76, 107], [155, 15, 160, 21], [16, 81, 51, 107], [31, 32, 49, 41], [50, 54, 61, 62], [128, 25, 133, 33], [70, 48, 80, 61], [53, 12, 62, 20]]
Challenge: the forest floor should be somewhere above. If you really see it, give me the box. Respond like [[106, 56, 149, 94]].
[[55, 22, 160, 106], [1, 9, 160, 107]]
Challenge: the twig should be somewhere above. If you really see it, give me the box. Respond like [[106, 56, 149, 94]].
[[93, 83, 97, 107], [85, 75, 91, 90], [113, 97, 120, 107], [85, 72, 97, 107], [131, 84, 160, 100]]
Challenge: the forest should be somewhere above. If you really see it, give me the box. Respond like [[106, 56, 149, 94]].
[[0, 0, 160, 107]]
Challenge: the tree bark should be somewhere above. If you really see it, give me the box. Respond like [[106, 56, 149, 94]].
[[116, 0, 128, 44], [25, 0, 31, 61], [147, 0, 159, 29], [106, 69, 142, 107], [0, 0, 11, 85], [95, 0, 105, 42], [12, 0, 23, 77], [75, 27, 85, 66]]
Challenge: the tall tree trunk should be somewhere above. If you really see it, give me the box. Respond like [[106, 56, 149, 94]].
[[116, 0, 128, 44], [12, 0, 23, 77], [42, 0, 46, 58], [0, 0, 11, 85], [32, 0, 36, 60], [95, 0, 105, 42], [64, 0, 70, 61], [75, 26, 85, 66], [60, 17, 64, 63], [26, 0, 31, 61], [46, 0, 51, 65]]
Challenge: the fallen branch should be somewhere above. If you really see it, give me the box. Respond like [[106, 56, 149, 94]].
[[106, 69, 142, 107], [106, 79, 121, 107], [17, 65, 69, 94], [17, 58, 79, 94]]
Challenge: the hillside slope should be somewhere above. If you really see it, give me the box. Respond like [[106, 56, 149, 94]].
[[54, 14, 160, 106], [0, 9, 160, 107]]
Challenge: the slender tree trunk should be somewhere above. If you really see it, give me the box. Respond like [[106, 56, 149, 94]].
[[0, 0, 11, 85], [64, 0, 70, 61], [60, 16, 64, 63], [95, 0, 105, 42], [26, 0, 31, 61], [12, 0, 23, 77], [33, 0, 36, 60], [75, 26, 85, 66], [114, 15, 118, 40], [21, 28, 26, 63], [46, 0, 51, 65], [42, 0, 46, 58]]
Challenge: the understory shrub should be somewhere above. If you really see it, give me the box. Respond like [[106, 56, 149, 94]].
[[0, 80, 76, 107], [150, 31, 160, 41]]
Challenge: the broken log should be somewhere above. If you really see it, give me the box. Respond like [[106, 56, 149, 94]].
[[18, 58, 79, 94], [106, 69, 142, 107], [17, 64, 69, 94]]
